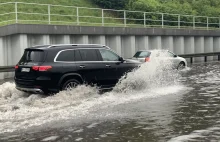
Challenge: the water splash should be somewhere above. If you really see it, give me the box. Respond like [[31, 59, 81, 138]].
[[0, 51, 186, 134], [114, 51, 180, 93]]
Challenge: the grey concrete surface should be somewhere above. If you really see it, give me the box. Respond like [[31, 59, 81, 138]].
[[1, 24, 220, 37]]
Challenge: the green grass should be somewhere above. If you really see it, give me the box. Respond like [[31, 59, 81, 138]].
[[0, 0, 122, 26], [0, 0, 219, 30]]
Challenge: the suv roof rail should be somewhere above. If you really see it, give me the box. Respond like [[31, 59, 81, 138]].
[[48, 44, 106, 48]]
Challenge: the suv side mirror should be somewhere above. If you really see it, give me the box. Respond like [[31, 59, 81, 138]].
[[174, 55, 177, 58], [119, 57, 124, 62]]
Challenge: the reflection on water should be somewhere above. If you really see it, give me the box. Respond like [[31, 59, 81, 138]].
[[1, 62, 220, 141]]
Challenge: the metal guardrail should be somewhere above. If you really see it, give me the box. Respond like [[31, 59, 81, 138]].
[[0, 66, 14, 73], [179, 52, 220, 63], [0, 2, 220, 29]]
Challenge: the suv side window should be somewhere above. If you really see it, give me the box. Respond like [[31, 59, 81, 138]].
[[56, 50, 74, 62], [74, 50, 82, 61], [99, 49, 119, 61], [79, 49, 99, 61]]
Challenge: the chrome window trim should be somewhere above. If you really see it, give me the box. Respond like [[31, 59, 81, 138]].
[[55, 61, 121, 63], [54, 47, 121, 63]]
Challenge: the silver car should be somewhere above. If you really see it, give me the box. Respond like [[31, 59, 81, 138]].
[[132, 50, 187, 69]]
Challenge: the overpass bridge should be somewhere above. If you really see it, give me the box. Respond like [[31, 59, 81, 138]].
[[1, 2, 220, 79]]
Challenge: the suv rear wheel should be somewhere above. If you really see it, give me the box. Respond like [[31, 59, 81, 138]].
[[62, 79, 81, 91]]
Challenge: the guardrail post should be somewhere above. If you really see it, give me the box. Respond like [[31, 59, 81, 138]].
[[190, 57, 193, 63], [15, 2, 18, 23], [76, 7, 79, 25], [178, 14, 180, 29], [124, 10, 126, 27], [48, 4, 50, 24], [207, 17, 209, 30], [161, 13, 164, 28], [193, 16, 195, 29], [144, 12, 146, 27], [102, 9, 104, 26]]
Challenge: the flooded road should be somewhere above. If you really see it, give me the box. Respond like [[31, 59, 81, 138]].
[[0, 62, 220, 142]]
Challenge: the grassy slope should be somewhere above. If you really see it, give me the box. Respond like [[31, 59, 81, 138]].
[[0, 0, 121, 26]]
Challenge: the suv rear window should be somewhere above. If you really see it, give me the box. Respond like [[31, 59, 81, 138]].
[[133, 51, 151, 58], [19, 50, 45, 62]]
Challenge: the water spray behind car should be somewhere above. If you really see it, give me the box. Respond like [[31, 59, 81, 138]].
[[114, 50, 181, 93]]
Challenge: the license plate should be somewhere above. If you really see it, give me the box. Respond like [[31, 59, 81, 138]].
[[21, 68, 30, 72]]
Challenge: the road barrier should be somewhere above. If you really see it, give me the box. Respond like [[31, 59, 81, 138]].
[[0, 66, 14, 73], [179, 52, 220, 63]]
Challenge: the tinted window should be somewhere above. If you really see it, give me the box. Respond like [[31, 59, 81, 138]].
[[75, 50, 82, 61], [19, 50, 44, 62], [56, 50, 74, 61], [79, 49, 99, 61], [133, 51, 151, 58], [99, 49, 119, 61]]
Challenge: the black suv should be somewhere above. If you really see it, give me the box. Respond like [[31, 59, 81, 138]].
[[14, 44, 141, 94]]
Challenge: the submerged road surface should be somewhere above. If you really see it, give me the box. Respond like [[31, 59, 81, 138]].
[[0, 62, 220, 142]]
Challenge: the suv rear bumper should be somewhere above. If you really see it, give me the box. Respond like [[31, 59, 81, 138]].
[[14, 77, 59, 94], [16, 86, 44, 94]]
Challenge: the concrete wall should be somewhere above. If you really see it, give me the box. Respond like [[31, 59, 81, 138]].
[[1, 24, 220, 79]]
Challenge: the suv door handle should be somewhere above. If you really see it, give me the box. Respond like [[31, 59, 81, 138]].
[[106, 65, 111, 67], [79, 65, 85, 68]]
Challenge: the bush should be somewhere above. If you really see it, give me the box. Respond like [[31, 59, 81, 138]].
[[91, 0, 129, 9]]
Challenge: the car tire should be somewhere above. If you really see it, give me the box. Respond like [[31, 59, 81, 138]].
[[61, 79, 81, 91], [177, 62, 185, 70]]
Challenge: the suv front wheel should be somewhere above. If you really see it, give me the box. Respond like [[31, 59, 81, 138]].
[[62, 79, 81, 91]]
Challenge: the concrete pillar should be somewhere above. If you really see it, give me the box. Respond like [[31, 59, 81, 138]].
[[161, 36, 174, 52], [184, 37, 195, 54], [28, 35, 50, 47], [121, 36, 135, 58], [50, 35, 70, 44], [88, 35, 106, 45], [11, 34, 28, 65], [149, 36, 162, 50], [173, 36, 184, 55], [184, 37, 195, 63], [106, 36, 122, 56], [204, 37, 213, 61], [71, 35, 89, 44], [0, 37, 4, 79], [40, 35, 50, 45], [135, 36, 149, 52], [213, 37, 220, 60], [194, 37, 204, 62], [4, 36, 12, 66], [2, 34, 28, 78]]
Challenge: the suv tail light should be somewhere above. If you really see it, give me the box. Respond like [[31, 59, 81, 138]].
[[32, 66, 52, 71], [145, 57, 150, 62], [15, 65, 19, 69]]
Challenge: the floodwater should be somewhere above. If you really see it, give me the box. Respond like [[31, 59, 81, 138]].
[[0, 60, 220, 141]]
